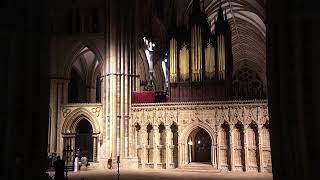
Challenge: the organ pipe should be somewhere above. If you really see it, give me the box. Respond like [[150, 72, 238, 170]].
[[205, 43, 215, 79], [192, 26, 196, 81], [217, 35, 225, 80], [179, 44, 189, 81], [191, 25, 202, 81], [198, 26, 202, 80], [170, 38, 177, 82]]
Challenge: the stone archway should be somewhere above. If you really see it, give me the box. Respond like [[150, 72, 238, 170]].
[[75, 118, 94, 161], [180, 122, 216, 168], [187, 127, 212, 163], [61, 108, 100, 162]]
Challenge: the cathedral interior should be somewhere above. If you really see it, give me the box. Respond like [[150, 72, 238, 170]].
[[4, 0, 320, 179]]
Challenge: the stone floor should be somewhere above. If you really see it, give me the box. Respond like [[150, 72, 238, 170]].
[[48, 169, 273, 180]]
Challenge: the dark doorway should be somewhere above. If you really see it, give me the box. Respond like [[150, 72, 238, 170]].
[[194, 128, 211, 162], [75, 119, 93, 161]]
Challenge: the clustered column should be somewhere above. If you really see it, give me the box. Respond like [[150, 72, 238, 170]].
[[258, 125, 264, 172], [93, 134, 98, 162], [141, 125, 148, 167], [229, 124, 235, 171], [103, 0, 138, 161], [216, 126, 221, 169], [243, 125, 249, 171], [166, 125, 173, 169], [216, 122, 269, 173], [153, 125, 160, 168], [48, 79, 69, 155]]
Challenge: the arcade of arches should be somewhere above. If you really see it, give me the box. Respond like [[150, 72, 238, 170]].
[[130, 101, 271, 172]]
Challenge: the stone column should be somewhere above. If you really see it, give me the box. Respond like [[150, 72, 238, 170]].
[[70, 134, 76, 153], [103, 0, 138, 162], [258, 125, 264, 172], [107, 0, 120, 160], [243, 125, 249, 171], [57, 81, 64, 155], [93, 135, 98, 162], [153, 125, 160, 168], [141, 125, 148, 167], [216, 126, 220, 169], [49, 79, 57, 153], [178, 143, 183, 167], [166, 125, 173, 169], [99, 75, 108, 160], [229, 124, 235, 171], [134, 126, 138, 158], [128, 124, 134, 158]]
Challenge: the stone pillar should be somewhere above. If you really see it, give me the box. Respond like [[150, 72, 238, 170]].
[[99, 75, 108, 160], [229, 124, 235, 171], [153, 125, 160, 168], [128, 124, 134, 158], [166, 125, 173, 169], [258, 125, 264, 172], [141, 125, 148, 167], [70, 135, 76, 153], [49, 79, 58, 153], [108, 0, 120, 159], [211, 143, 215, 166], [178, 143, 183, 167], [216, 126, 220, 169], [93, 135, 98, 162], [243, 125, 249, 171], [56, 81, 63, 155], [103, 0, 138, 162], [134, 126, 138, 158], [49, 79, 65, 154]]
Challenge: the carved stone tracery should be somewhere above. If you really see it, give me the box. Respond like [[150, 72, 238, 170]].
[[130, 100, 270, 172]]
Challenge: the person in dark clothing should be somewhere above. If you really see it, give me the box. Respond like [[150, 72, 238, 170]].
[[107, 157, 113, 169], [53, 156, 65, 180]]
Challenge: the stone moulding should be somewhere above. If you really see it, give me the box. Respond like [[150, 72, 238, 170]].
[[130, 100, 268, 127]]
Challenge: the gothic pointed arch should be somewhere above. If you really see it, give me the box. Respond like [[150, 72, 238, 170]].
[[62, 108, 100, 134], [181, 122, 215, 146], [63, 40, 103, 79]]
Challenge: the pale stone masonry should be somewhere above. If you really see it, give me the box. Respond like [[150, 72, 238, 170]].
[[129, 100, 271, 172]]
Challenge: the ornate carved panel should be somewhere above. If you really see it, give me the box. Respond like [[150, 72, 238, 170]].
[[62, 108, 71, 117], [91, 107, 101, 117], [130, 100, 270, 171], [258, 107, 269, 125], [262, 126, 270, 147]]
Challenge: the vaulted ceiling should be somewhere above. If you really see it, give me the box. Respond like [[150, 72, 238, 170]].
[[72, 47, 101, 86], [179, 0, 266, 82]]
